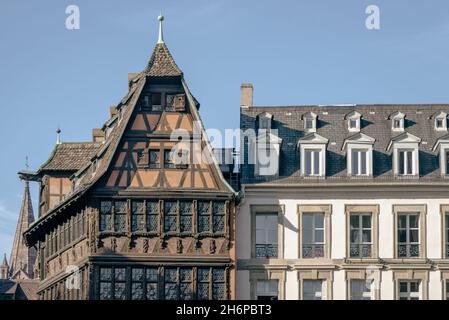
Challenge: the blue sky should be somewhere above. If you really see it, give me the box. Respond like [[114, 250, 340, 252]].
[[1, 0, 449, 257]]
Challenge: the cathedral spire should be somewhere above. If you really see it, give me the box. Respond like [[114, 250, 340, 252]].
[[9, 180, 36, 280], [0, 254, 8, 279]]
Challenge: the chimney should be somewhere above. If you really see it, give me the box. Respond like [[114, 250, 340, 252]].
[[240, 83, 253, 108], [128, 73, 139, 90], [92, 128, 105, 143]]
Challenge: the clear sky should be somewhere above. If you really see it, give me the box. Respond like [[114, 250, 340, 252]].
[[1, 0, 449, 257]]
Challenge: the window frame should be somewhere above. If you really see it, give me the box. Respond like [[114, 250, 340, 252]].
[[298, 270, 333, 300], [393, 205, 426, 260], [250, 205, 284, 260], [250, 270, 285, 300], [298, 205, 332, 259]]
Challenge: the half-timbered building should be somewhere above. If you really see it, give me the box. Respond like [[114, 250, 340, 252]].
[[23, 16, 236, 300]]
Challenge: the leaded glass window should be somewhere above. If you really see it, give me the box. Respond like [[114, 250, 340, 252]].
[[197, 268, 210, 300], [100, 201, 112, 231], [213, 202, 226, 234], [164, 268, 178, 300], [114, 268, 126, 300], [179, 201, 193, 233], [164, 201, 178, 233], [131, 268, 144, 300], [198, 201, 211, 233], [349, 214, 372, 258], [114, 201, 127, 232], [165, 94, 176, 112], [131, 201, 145, 232], [397, 214, 420, 258], [302, 213, 325, 258], [99, 268, 112, 300], [146, 201, 159, 233], [146, 268, 159, 300], [149, 150, 161, 169], [164, 150, 176, 169], [180, 268, 193, 300], [212, 268, 226, 300]]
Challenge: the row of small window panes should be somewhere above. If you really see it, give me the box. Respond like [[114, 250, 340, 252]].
[[147, 149, 188, 169], [99, 200, 226, 234], [45, 211, 86, 258], [98, 266, 227, 300], [140, 93, 182, 112], [255, 212, 426, 259]]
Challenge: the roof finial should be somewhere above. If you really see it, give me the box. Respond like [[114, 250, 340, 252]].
[[25, 156, 29, 170], [157, 13, 164, 44], [56, 126, 62, 145]]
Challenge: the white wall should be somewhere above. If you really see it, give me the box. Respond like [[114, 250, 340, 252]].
[[237, 195, 447, 300]]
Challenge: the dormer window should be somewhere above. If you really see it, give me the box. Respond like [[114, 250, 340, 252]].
[[390, 112, 405, 132], [433, 111, 447, 131], [298, 133, 328, 177], [343, 133, 375, 177], [253, 130, 282, 176], [258, 112, 273, 131], [432, 134, 449, 176], [345, 111, 361, 133], [387, 132, 421, 177], [303, 112, 317, 133]]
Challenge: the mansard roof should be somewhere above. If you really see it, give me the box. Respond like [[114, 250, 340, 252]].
[[39, 142, 103, 172], [240, 104, 449, 185]]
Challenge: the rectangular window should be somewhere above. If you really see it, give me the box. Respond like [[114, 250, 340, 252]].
[[349, 119, 358, 129], [349, 214, 372, 258], [397, 214, 420, 258], [151, 93, 162, 111], [197, 268, 210, 300], [179, 201, 193, 233], [99, 267, 126, 300], [398, 150, 414, 175], [146, 268, 159, 300], [114, 201, 127, 232], [146, 201, 159, 232], [305, 118, 314, 130], [212, 269, 226, 300], [213, 201, 226, 234], [99, 268, 112, 300], [350, 280, 372, 300], [164, 268, 178, 300], [394, 119, 402, 129], [303, 280, 324, 300], [165, 94, 176, 112], [446, 213, 449, 258], [305, 149, 320, 176], [446, 280, 449, 300], [179, 268, 193, 300], [131, 268, 145, 300], [164, 150, 176, 169], [100, 201, 112, 232], [351, 149, 368, 176], [164, 201, 178, 233], [302, 213, 325, 258], [398, 281, 420, 300], [114, 268, 126, 300], [255, 213, 278, 258], [131, 201, 145, 232], [437, 118, 444, 129], [149, 150, 160, 169], [446, 151, 449, 175], [198, 201, 211, 233], [256, 280, 279, 300]]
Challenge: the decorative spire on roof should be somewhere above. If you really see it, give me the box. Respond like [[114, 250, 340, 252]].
[[9, 180, 36, 280], [144, 15, 183, 77], [56, 127, 62, 145], [157, 13, 164, 44]]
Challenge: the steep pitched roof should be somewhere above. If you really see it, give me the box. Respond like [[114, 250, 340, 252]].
[[1, 254, 7, 268], [144, 43, 182, 77], [10, 181, 36, 280], [0, 279, 38, 300], [39, 142, 103, 172]]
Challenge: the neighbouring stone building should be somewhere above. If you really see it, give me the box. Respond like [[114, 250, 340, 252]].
[[0, 181, 39, 300], [21, 16, 237, 300], [236, 84, 449, 300]]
